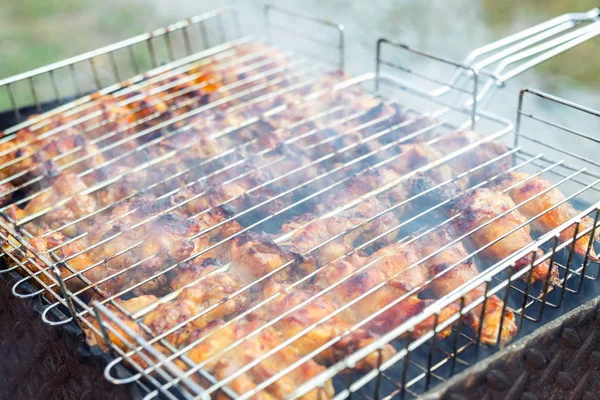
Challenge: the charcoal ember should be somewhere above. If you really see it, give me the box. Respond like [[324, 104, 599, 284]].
[[554, 371, 575, 390], [560, 327, 581, 349], [446, 394, 468, 400], [589, 351, 600, 370], [583, 392, 599, 400], [486, 369, 510, 391], [525, 348, 547, 369], [435, 302, 600, 399], [522, 393, 539, 400]]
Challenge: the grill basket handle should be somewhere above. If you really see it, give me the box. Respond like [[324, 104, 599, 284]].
[[464, 8, 600, 106], [376, 8, 600, 111]]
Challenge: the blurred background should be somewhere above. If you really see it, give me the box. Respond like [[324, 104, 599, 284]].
[[1, 0, 599, 114]]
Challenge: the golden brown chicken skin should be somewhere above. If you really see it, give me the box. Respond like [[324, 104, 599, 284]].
[[82, 196, 158, 291], [416, 229, 517, 345], [317, 242, 458, 340], [435, 130, 511, 186], [338, 144, 465, 220], [8, 173, 97, 236], [186, 319, 334, 400], [391, 143, 469, 191], [489, 171, 599, 262], [22, 228, 122, 298], [142, 262, 249, 346], [0, 98, 124, 184], [278, 215, 363, 266], [340, 168, 413, 216], [452, 188, 559, 285], [84, 295, 157, 353], [84, 295, 183, 374], [230, 232, 317, 288], [252, 281, 397, 372], [335, 197, 400, 245]]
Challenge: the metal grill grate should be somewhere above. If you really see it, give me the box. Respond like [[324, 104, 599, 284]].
[[1, 5, 600, 400]]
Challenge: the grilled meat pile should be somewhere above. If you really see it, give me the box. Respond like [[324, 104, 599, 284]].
[[0, 43, 596, 400]]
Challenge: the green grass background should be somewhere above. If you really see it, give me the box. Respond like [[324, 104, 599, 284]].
[[0, 0, 598, 111]]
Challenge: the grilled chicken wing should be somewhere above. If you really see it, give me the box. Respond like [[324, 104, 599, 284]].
[[104, 206, 240, 297], [452, 188, 559, 285], [317, 242, 458, 339], [341, 168, 412, 216], [252, 281, 397, 372], [416, 229, 517, 345], [26, 226, 164, 299], [0, 100, 122, 184], [85, 295, 156, 353], [25, 230, 94, 291], [435, 130, 511, 185], [391, 143, 469, 191], [389, 143, 468, 216], [338, 143, 466, 219], [84, 296, 182, 374], [489, 172, 599, 262], [278, 215, 364, 266], [143, 261, 248, 346], [8, 173, 97, 236], [230, 232, 317, 288], [186, 319, 334, 400]]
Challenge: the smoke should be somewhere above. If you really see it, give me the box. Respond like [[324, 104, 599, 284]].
[[3, 1, 598, 114], [3, 0, 599, 187], [122, 0, 600, 118]]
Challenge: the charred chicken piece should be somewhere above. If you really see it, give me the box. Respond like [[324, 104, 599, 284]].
[[93, 166, 150, 207], [136, 213, 200, 273], [24, 229, 95, 292], [78, 195, 169, 297], [143, 261, 248, 346], [416, 229, 517, 345], [230, 232, 317, 288], [316, 242, 458, 339], [84, 296, 182, 374], [0, 95, 130, 185], [488, 171, 600, 262], [390, 143, 468, 191], [27, 224, 170, 300], [128, 206, 241, 296], [335, 142, 468, 220], [186, 319, 334, 400], [451, 188, 559, 285], [85, 195, 158, 272], [340, 168, 408, 212], [250, 281, 397, 372], [278, 215, 364, 266], [171, 182, 247, 218], [435, 130, 511, 186], [85, 296, 155, 353], [338, 197, 400, 245], [278, 198, 400, 265], [389, 143, 468, 214], [8, 172, 97, 236]]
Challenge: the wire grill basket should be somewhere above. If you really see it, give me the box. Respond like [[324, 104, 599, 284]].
[[0, 5, 600, 400]]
